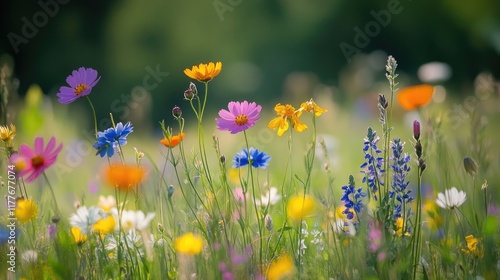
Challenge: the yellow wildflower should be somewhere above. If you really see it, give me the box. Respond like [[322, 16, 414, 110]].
[[394, 217, 410, 237], [0, 124, 16, 142], [175, 233, 203, 255], [461, 234, 484, 259], [71, 227, 87, 245], [268, 103, 307, 136], [299, 99, 328, 117], [184, 62, 222, 82], [287, 195, 315, 220], [15, 198, 38, 223], [92, 215, 116, 236], [267, 253, 295, 280]]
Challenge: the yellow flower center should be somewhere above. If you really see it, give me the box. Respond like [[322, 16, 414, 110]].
[[235, 114, 249, 126], [74, 84, 88, 95], [31, 155, 45, 169]]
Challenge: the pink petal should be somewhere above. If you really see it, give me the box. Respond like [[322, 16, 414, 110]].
[[19, 144, 36, 158], [34, 137, 44, 155]]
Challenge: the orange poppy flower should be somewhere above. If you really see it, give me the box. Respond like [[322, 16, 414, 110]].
[[397, 84, 434, 110], [104, 164, 145, 191], [184, 62, 222, 82], [160, 132, 185, 148]]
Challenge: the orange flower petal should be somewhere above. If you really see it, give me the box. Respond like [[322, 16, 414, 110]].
[[160, 132, 185, 148], [397, 84, 434, 110], [105, 164, 145, 191]]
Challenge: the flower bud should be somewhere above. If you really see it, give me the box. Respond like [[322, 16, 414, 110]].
[[378, 94, 388, 109], [184, 82, 198, 100], [51, 215, 60, 224], [463, 157, 478, 176], [220, 155, 226, 164], [415, 141, 422, 159], [167, 185, 175, 198], [413, 120, 420, 141], [158, 223, 164, 233], [172, 106, 182, 119], [265, 214, 273, 231]]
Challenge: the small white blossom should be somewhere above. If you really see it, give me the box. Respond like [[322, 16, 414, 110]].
[[255, 187, 281, 207], [436, 187, 467, 209]]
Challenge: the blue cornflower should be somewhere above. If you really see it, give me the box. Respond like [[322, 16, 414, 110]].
[[390, 138, 412, 218], [360, 127, 385, 200], [341, 175, 366, 220], [93, 122, 134, 158], [233, 147, 271, 169]]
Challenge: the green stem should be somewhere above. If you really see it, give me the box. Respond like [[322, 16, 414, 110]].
[[244, 131, 263, 267], [43, 172, 60, 216], [85, 96, 98, 138]]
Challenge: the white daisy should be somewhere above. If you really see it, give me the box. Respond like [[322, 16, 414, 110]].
[[436, 187, 467, 209], [120, 210, 155, 231]]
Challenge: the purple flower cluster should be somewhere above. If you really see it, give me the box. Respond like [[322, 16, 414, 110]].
[[341, 175, 366, 220], [360, 127, 385, 200], [389, 138, 413, 218]]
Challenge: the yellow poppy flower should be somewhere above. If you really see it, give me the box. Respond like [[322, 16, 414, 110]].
[[268, 104, 307, 136], [175, 233, 203, 255], [267, 253, 295, 280], [15, 198, 38, 223], [287, 195, 315, 220], [184, 62, 222, 82]]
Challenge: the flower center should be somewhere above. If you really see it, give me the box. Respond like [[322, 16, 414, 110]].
[[74, 84, 88, 95], [283, 105, 296, 117], [31, 155, 45, 169], [235, 114, 248, 126]]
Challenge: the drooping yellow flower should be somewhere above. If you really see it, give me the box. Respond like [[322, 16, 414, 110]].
[[92, 215, 116, 236], [71, 227, 87, 245], [268, 104, 307, 136], [175, 233, 203, 255], [0, 124, 16, 142], [184, 62, 222, 82], [267, 253, 295, 280], [287, 195, 315, 220], [394, 217, 411, 237], [299, 99, 328, 117], [15, 198, 38, 223], [461, 234, 484, 259]]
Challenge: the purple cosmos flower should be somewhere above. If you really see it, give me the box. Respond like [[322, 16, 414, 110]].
[[10, 137, 63, 182], [56, 67, 101, 104], [216, 101, 261, 134]]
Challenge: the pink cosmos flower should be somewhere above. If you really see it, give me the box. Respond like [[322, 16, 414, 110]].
[[56, 67, 101, 104], [215, 101, 261, 134], [10, 137, 63, 182]]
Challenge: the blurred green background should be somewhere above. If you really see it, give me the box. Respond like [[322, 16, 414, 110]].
[[1, 0, 500, 124]]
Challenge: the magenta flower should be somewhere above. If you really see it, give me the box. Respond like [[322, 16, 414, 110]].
[[215, 101, 261, 134], [56, 67, 101, 104], [10, 137, 63, 182]]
